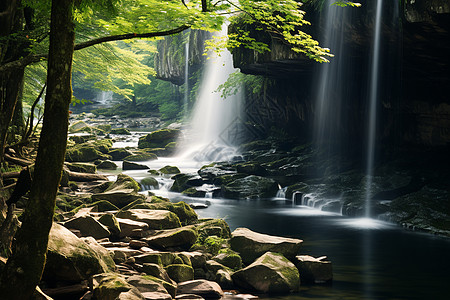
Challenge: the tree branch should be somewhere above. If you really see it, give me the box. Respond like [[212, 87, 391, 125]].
[[0, 25, 190, 73]]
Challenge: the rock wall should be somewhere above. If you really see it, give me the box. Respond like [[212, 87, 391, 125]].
[[230, 0, 450, 147]]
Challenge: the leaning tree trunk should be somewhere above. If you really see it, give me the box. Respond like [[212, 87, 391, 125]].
[[0, 0, 74, 298]]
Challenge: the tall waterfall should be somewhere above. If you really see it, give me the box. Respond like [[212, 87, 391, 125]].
[[313, 0, 352, 164], [364, 0, 384, 218], [177, 27, 243, 162]]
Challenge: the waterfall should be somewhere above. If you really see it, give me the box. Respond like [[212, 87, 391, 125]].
[[177, 26, 243, 162], [184, 34, 190, 117], [95, 91, 113, 105], [313, 0, 349, 158], [364, 0, 383, 218]]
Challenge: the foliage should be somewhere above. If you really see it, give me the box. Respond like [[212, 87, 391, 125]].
[[303, 0, 361, 10], [223, 0, 333, 63], [218, 71, 264, 98]]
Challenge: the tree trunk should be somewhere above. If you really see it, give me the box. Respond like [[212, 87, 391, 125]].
[[0, 0, 75, 298]]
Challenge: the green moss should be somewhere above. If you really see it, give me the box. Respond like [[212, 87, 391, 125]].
[[165, 264, 194, 283], [159, 165, 180, 174], [110, 128, 131, 135], [123, 153, 158, 161]]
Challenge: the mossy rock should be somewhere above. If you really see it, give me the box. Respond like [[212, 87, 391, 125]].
[[131, 201, 198, 226], [123, 151, 158, 162], [98, 213, 121, 235], [138, 128, 180, 149], [116, 209, 181, 230], [213, 173, 247, 185], [164, 142, 177, 155], [65, 162, 97, 174], [191, 236, 227, 256], [196, 219, 231, 239], [109, 148, 133, 160], [69, 134, 96, 144], [97, 160, 118, 170], [97, 124, 112, 133], [92, 273, 138, 300], [106, 173, 141, 192], [110, 128, 131, 135], [144, 227, 198, 250], [140, 177, 159, 190], [120, 198, 147, 211], [123, 161, 150, 170], [213, 252, 242, 271], [170, 173, 204, 193], [69, 120, 90, 133], [221, 175, 279, 199], [159, 165, 181, 174], [235, 162, 267, 176], [182, 187, 206, 198], [91, 190, 146, 209], [165, 264, 194, 283], [65, 146, 111, 162], [142, 275, 177, 298], [150, 195, 171, 203]]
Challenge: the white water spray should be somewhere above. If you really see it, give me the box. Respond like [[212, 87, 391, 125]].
[[365, 0, 383, 218], [177, 27, 243, 163], [184, 34, 190, 117]]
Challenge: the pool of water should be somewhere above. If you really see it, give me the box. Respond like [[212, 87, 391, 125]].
[[114, 158, 450, 300]]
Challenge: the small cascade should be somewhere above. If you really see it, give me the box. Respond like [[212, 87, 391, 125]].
[[95, 91, 113, 105], [184, 34, 190, 117], [364, 0, 384, 218], [177, 25, 243, 163], [291, 192, 342, 214], [275, 186, 287, 199]]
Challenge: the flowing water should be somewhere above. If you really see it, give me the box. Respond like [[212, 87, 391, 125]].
[[184, 33, 190, 117]]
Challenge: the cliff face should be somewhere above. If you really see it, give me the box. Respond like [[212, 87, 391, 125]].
[[230, 0, 450, 147], [154, 30, 211, 85]]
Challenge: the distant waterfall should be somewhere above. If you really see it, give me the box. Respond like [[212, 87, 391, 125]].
[[95, 91, 113, 105], [364, 0, 384, 218], [184, 33, 190, 117], [177, 26, 243, 162]]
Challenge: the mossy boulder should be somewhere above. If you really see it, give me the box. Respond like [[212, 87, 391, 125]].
[[213, 252, 242, 271], [140, 177, 159, 190], [236, 162, 267, 176], [64, 215, 111, 239], [91, 273, 142, 300], [109, 148, 133, 160], [182, 187, 206, 198], [88, 200, 119, 212], [65, 162, 97, 173], [232, 252, 300, 294], [221, 175, 279, 199], [44, 223, 115, 282], [97, 160, 118, 170], [295, 255, 333, 284], [116, 209, 181, 230], [110, 128, 131, 135], [91, 189, 146, 209], [144, 227, 198, 250], [165, 264, 194, 283], [171, 173, 204, 192], [131, 201, 198, 226], [176, 280, 224, 299], [230, 227, 302, 264], [159, 165, 181, 174], [98, 213, 121, 236], [196, 219, 231, 239], [65, 145, 111, 162], [69, 120, 90, 133], [138, 128, 180, 149], [106, 173, 141, 192], [123, 152, 158, 162]]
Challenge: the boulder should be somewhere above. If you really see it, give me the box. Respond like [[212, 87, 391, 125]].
[[65, 145, 111, 162], [98, 213, 121, 236], [140, 177, 159, 190], [91, 273, 142, 300], [182, 187, 206, 198], [106, 174, 141, 192], [44, 224, 115, 282], [212, 252, 242, 270], [165, 264, 195, 283], [116, 218, 149, 238], [195, 219, 231, 239], [215, 269, 234, 289], [143, 227, 198, 250], [180, 252, 208, 269], [91, 189, 146, 209], [64, 215, 111, 239], [231, 252, 300, 294], [97, 160, 118, 170], [131, 201, 198, 226], [88, 200, 119, 212], [222, 175, 279, 199], [126, 275, 171, 296], [198, 167, 236, 183], [295, 255, 333, 283], [230, 227, 302, 264], [171, 173, 204, 193], [111, 128, 131, 135], [109, 148, 134, 160], [123, 161, 150, 170], [116, 209, 181, 230], [159, 165, 181, 174], [176, 280, 223, 299], [142, 263, 173, 283], [138, 128, 180, 149], [123, 153, 158, 162], [65, 162, 97, 173]]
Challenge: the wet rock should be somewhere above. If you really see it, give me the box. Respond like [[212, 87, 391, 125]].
[[175, 294, 205, 300], [171, 173, 204, 193], [236, 162, 267, 176], [176, 280, 224, 299], [212, 252, 242, 270], [123, 161, 150, 170], [91, 189, 146, 209], [116, 209, 181, 230], [107, 174, 141, 192], [88, 200, 119, 212], [142, 263, 173, 283], [111, 128, 131, 135], [180, 251, 208, 269], [232, 252, 300, 294], [165, 264, 195, 283], [222, 175, 279, 199], [123, 153, 158, 162], [140, 177, 159, 190], [198, 166, 236, 183], [182, 187, 206, 198], [64, 215, 111, 239], [143, 227, 198, 250], [97, 160, 118, 170], [295, 255, 333, 284], [159, 165, 181, 174], [131, 201, 198, 226], [215, 269, 234, 289], [45, 224, 115, 282], [65, 162, 97, 173], [66, 145, 111, 162], [138, 128, 180, 149], [109, 148, 134, 160], [230, 227, 302, 264], [126, 275, 171, 296]]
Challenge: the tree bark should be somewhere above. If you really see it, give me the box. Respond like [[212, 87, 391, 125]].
[[0, 0, 75, 298]]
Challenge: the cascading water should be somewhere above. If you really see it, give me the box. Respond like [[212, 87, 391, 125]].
[[95, 91, 113, 105], [177, 26, 243, 163], [364, 0, 383, 218]]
